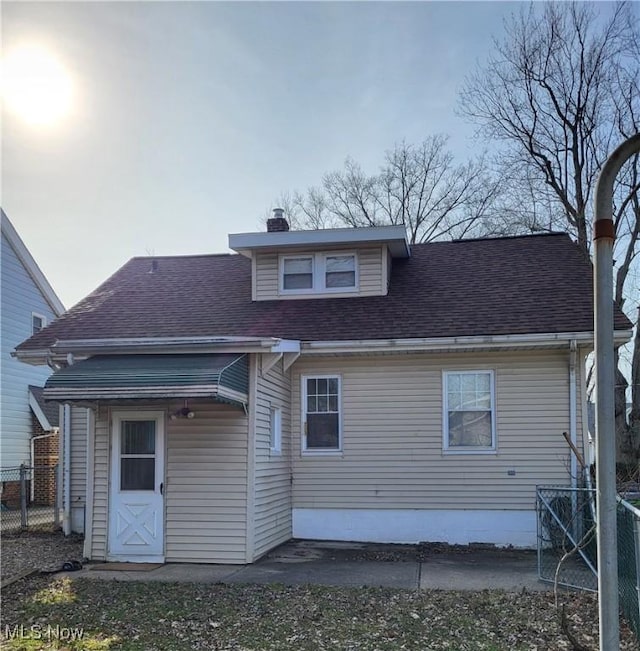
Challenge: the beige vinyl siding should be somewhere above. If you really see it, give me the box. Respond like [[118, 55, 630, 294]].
[[165, 401, 249, 563], [88, 401, 249, 563], [90, 407, 109, 560], [68, 406, 88, 533], [70, 406, 87, 505], [254, 246, 385, 300], [291, 350, 583, 511], [253, 356, 292, 560]]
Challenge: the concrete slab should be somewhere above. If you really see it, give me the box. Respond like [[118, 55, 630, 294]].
[[419, 552, 549, 592], [69, 563, 242, 583], [228, 560, 420, 589]]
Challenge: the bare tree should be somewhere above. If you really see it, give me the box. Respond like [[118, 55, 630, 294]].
[[459, 1, 640, 463], [270, 136, 501, 244]]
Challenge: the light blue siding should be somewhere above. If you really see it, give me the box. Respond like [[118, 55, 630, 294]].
[[1, 232, 58, 468]]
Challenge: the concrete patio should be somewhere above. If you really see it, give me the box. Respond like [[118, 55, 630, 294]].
[[68, 540, 550, 592]]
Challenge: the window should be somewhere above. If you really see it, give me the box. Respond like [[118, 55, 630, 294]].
[[120, 420, 156, 490], [32, 313, 46, 334], [324, 255, 356, 289], [303, 375, 341, 452], [443, 371, 496, 452], [282, 256, 313, 290], [270, 406, 282, 454], [280, 253, 357, 294]]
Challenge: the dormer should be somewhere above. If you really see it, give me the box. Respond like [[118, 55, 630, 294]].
[[229, 210, 410, 301]]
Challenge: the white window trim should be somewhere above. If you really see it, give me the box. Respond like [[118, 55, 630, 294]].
[[270, 405, 282, 456], [442, 369, 497, 455], [301, 373, 343, 455], [31, 312, 47, 334], [279, 252, 359, 295]]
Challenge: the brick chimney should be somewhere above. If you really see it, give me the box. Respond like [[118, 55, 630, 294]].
[[267, 208, 289, 232]]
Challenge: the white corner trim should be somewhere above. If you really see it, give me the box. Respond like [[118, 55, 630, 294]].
[[292, 508, 537, 548], [1, 210, 65, 315], [246, 355, 258, 562]]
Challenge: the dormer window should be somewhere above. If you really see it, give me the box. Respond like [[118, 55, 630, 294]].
[[325, 255, 356, 289], [283, 256, 314, 290], [279, 253, 358, 295]]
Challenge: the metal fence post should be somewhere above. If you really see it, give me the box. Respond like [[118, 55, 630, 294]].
[[635, 514, 640, 636], [19, 464, 28, 530]]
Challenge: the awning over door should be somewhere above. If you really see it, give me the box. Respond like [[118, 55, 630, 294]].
[[43, 353, 248, 405]]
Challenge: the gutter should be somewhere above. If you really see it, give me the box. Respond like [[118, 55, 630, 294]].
[[301, 330, 633, 354], [14, 336, 301, 365]]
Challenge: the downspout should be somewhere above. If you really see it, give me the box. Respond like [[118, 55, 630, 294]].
[[30, 430, 59, 502], [569, 341, 578, 489], [63, 404, 71, 536]]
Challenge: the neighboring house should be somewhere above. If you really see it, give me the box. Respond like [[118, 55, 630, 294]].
[[1, 210, 65, 505], [14, 213, 632, 564]]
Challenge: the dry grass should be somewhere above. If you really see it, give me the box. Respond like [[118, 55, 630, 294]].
[[1, 575, 638, 650]]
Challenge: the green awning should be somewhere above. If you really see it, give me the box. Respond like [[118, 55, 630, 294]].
[[43, 353, 248, 404]]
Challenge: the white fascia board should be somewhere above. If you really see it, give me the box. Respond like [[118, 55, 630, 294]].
[[228, 225, 410, 258], [15, 336, 301, 363], [1, 210, 65, 316], [29, 389, 52, 430], [301, 330, 633, 354]]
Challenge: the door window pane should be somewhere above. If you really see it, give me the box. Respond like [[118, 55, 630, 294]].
[[121, 458, 155, 490], [122, 421, 155, 454]]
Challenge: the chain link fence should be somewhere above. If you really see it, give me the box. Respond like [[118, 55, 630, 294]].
[[0, 464, 60, 533], [617, 497, 640, 640], [537, 486, 598, 591]]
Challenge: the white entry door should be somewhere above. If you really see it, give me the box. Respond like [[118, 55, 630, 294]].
[[108, 411, 165, 562]]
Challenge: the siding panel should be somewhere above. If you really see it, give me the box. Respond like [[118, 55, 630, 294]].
[[1, 232, 58, 468], [253, 356, 292, 559], [166, 401, 249, 564], [291, 351, 583, 511]]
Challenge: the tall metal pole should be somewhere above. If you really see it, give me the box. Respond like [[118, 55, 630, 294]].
[[593, 133, 640, 651]]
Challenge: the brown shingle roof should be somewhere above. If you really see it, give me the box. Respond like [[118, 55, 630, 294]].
[[16, 233, 631, 351]]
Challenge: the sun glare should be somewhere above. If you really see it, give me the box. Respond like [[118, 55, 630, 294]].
[[1, 44, 74, 126]]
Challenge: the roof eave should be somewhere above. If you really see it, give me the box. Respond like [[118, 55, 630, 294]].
[[13, 336, 301, 365], [228, 225, 410, 259], [300, 330, 633, 354]]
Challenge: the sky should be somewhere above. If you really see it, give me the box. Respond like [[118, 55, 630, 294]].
[[2, 1, 522, 309]]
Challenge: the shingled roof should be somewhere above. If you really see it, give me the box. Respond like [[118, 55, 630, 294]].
[[15, 233, 631, 352]]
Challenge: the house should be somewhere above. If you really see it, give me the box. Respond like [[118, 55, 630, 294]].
[[14, 213, 632, 563], [1, 210, 65, 507]]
